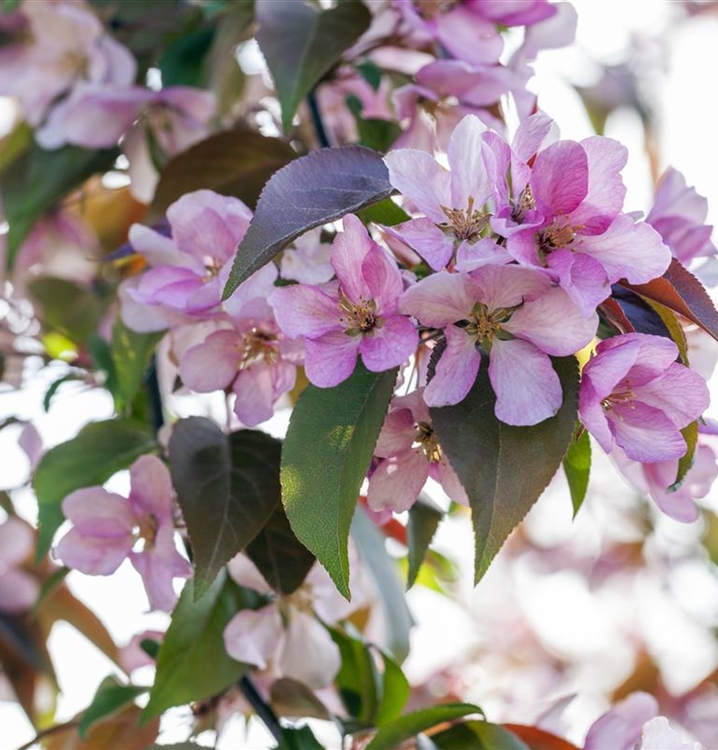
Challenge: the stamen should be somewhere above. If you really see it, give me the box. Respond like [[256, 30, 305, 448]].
[[338, 292, 381, 336]]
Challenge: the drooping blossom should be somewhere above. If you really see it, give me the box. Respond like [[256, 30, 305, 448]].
[[400, 264, 597, 424], [646, 167, 718, 284], [385, 114, 510, 271], [578, 333, 709, 463], [367, 388, 467, 513], [54, 455, 192, 612], [223, 555, 365, 689], [178, 264, 302, 426], [120, 190, 253, 332], [395, 0, 557, 66], [270, 214, 418, 388], [584, 692, 703, 750], [0, 1, 136, 128], [612, 443, 718, 523], [0, 517, 40, 614], [487, 128, 671, 316]]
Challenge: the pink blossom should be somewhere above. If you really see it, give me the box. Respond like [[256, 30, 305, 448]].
[[54, 455, 192, 612], [647, 168, 717, 283], [279, 228, 334, 285], [178, 264, 301, 426], [395, 1, 557, 66], [120, 190, 253, 332], [119, 630, 164, 674], [489, 131, 672, 316], [400, 264, 597, 424], [223, 556, 363, 689], [584, 692, 703, 750], [0, 0, 136, 127], [613, 443, 718, 523], [270, 214, 418, 388], [0, 517, 40, 614], [367, 389, 467, 512], [578, 333, 709, 463], [385, 114, 510, 270]]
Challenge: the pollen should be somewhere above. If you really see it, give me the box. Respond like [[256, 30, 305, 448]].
[[338, 292, 381, 336], [441, 196, 489, 242]]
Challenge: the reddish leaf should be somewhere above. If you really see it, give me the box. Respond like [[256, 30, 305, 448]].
[[598, 297, 635, 334], [619, 258, 718, 342], [502, 724, 580, 750]]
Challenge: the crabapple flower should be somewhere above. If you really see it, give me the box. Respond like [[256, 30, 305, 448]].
[[647, 167, 718, 284], [489, 131, 672, 316], [0, 517, 40, 614], [0, 0, 136, 127], [584, 692, 703, 750], [400, 264, 597, 424], [179, 264, 301, 426], [270, 214, 418, 388], [368, 389, 467, 513], [223, 556, 363, 689], [54, 455, 192, 612], [385, 114, 510, 271], [120, 190, 252, 332], [578, 333, 709, 463], [612, 443, 718, 523]]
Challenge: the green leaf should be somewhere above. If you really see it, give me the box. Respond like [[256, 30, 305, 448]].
[[143, 572, 253, 718], [28, 278, 101, 346], [1, 143, 118, 268], [223, 145, 394, 299], [429, 720, 531, 750], [642, 298, 690, 366], [351, 508, 413, 661], [374, 649, 410, 726], [34, 419, 157, 558], [431, 356, 580, 583], [245, 504, 315, 595], [357, 117, 402, 153], [406, 497, 443, 589], [148, 128, 296, 220], [270, 678, 331, 720], [169, 418, 283, 598], [79, 677, 147, 738], [358, 198, 411, 228], [255, 0, 371, 132], [331, 627, 379, 724], [281, 363, 397, 598], [42, 374, 80, 412], [277, 725, 325, 750], [563, 428, 591, 518], [365, 704, 484, 750], [671, 420, 699, 491], [159, 25, 215, 87], [111, 321, 164, 412], [0, 121, 32, 174]]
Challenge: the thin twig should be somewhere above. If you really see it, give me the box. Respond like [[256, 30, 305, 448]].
[[238, 674, 284, 744]]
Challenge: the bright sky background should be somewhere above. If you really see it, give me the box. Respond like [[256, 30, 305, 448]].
[[3, 2, 718, 748]]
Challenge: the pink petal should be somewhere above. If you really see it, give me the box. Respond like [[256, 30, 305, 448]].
[[424, 325, 481, 407], [471, 264, 551, 310], [0, 570, 40, 614], [610, 402, 687, 463], [179, 329, 242, 393], [546, 249, 610, 318], [635, 363, 709, 428], [504, 287, 598, 355], [55, 528, 132, 576], [223, 605, 283, 668], [223, 263, 279, 320], [277, 610, 341, 689], [489, 339, 562, 425], [447, 115, 491, 210], [361, 245, 404, 314], [578, 380, 614, 454], [512, 111, 555, 164], [128, 223, 196, 270], [304, 332, 360, 388], [368, 450, 429, 513], [270, 284, 340, 339], [331, 214, 373, 302], [455, 237, 512, 273], [232, 359, 296, 426], [582, 338, 640, 398], [578, 214, 671, 284], [0, 517, 35, 567], [530, 140, 588, 216], [434, 457, 469, 505], [383, 149, 452, 224], [61, 487, 136, 536], [389, 218, 456, 271], [360, 315, 417, 372], [433, 7, 503, 65], [584, 692, 658, 750], [375, 407, 417, 457], [399, 271, 478, 326], [129, 455, 174, 523]]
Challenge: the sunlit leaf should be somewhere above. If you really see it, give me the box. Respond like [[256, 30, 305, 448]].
[[79, 677, 146, 738], [563, 428, 591, 518], [282, 363, 397, 598], [431, 357, 579, 583], [406, 497, 443, 589]]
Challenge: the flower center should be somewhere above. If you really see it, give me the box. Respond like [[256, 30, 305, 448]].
[[132, 514, 159, 552], [601, 382, 635, 412], [413, 0, 460, 19], [458, 301, 517, 347], [537, 218, 583, 264], [202, 255, 223, 280], [441, 196, 489, 242], [511, 185, 537, 223], [339, 292, 381, 336], [414, 421, 442, 463], [240, 328, 278, 367]]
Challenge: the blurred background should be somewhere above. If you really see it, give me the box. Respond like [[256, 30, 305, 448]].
[[3, 1, 718, 747]]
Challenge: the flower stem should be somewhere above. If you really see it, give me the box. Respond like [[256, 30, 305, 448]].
[[308, 90, 331, 149], [238, 674, 284, 743]]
